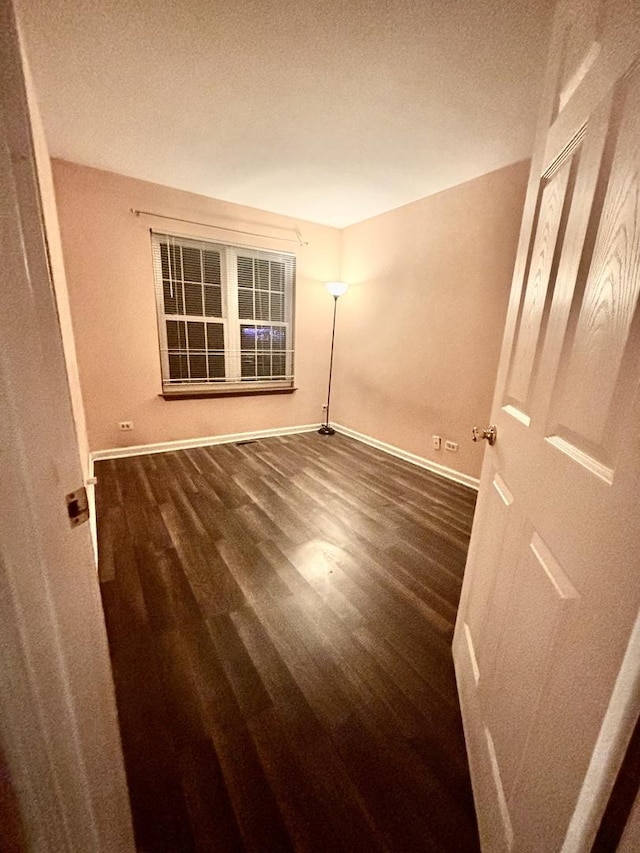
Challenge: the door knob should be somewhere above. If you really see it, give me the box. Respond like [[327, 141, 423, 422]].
[[472, 425, 497, 446]]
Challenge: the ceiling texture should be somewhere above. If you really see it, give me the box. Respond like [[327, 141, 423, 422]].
[[18, 0, 555, 228]]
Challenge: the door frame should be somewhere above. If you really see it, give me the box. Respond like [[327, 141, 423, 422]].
[[0, 1, 134, 848]]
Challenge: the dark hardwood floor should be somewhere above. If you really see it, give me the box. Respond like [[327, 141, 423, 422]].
[[96, 431, 480, 852]]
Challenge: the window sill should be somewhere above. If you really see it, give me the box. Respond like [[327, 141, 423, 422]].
[[160, 384, 297, 400]]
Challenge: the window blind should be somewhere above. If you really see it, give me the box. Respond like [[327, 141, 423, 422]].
[[151, 233, 295, 391]]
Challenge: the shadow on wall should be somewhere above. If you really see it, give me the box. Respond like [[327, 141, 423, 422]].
[[0, 747, 26, 853]]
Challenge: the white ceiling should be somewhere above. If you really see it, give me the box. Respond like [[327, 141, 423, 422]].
[[18, 0, 555, 228]]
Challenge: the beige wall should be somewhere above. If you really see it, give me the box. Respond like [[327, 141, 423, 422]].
[[53, 158, 527, 476], [335, 160, 529, 480], [52, 160, 341, 452]]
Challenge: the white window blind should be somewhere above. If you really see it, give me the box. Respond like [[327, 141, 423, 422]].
[[151, 233, 295, 392]]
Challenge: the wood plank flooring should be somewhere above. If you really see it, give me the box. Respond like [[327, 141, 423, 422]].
[[96, 432, 480, 852]]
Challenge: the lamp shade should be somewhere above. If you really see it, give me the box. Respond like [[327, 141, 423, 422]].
[[325, 281, 348, 297]]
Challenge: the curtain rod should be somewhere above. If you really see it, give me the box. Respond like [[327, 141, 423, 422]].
[[129, 208, 308, 246]]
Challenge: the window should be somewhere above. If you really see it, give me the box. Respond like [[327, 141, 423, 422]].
[[151, 233, 295, 394]]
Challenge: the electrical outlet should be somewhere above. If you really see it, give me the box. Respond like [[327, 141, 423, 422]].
[[445, 440, 458, 452], [118, 421, 133, 431], [432, 435, 442, 450]]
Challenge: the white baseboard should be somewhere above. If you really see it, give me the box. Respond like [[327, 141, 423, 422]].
[[87, 421, 476, 573], [90, 422, 321, 463], [89, 421, 479, 490], [332, 423, 480, 491]]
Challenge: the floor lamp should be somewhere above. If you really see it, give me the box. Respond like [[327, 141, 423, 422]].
[[318, 281, 348, 436]]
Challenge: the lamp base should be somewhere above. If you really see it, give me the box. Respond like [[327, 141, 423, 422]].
[[318, 425, 336, 436]]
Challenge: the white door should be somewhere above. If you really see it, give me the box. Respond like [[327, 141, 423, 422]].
[[454, 0, 640, 850], [0, 2, 134, 849]]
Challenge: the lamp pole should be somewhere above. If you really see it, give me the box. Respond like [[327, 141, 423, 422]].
[[318, 281, 347, 436], [319, 295, 338, 435]]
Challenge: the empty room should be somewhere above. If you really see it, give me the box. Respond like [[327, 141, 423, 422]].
[[2, 0, 640, 851]]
